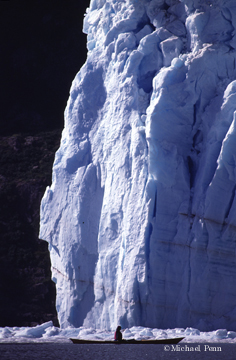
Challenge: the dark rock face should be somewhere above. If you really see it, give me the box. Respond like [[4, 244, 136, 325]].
[[0, 0, 90, 326], [0, 131, 61, 327]]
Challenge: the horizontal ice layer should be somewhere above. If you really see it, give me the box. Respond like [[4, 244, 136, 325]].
[[40, 0, 236, 331]]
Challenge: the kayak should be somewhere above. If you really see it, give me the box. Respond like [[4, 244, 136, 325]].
[[70, 337, 185, 344]]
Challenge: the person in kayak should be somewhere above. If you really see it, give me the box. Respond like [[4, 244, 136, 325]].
[[114, 326, 122, 342]]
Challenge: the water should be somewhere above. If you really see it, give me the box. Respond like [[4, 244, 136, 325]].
[[0, 343, 235, 360]]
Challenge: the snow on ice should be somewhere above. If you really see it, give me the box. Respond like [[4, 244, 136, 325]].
[[39, 0, 236, 332]]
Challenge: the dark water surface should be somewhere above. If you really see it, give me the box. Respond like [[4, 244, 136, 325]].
[[0, 343, 234, 360]]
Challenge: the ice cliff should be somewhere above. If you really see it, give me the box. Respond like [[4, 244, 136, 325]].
[[40, 0, 236, 331]]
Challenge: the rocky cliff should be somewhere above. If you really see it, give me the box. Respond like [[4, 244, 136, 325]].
[[0, 0, 89, 326], [0, 131, 61, 327]]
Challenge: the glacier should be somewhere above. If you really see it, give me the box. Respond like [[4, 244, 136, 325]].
[[40, 0, 236, 331]]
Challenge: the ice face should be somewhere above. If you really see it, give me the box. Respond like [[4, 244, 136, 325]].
[[40, 0, 236, 331]]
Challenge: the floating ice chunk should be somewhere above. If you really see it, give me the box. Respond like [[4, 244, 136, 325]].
[[155, 330, 168, 339], [214, 329, 228, 339], [174, 328, 186, 335], [2, 325, 236, 343], [43, 326, 61, 338], [14, 322, 53, 338], [78, 328, 96, 337], [185, 328, 200, 336], [227, 331, 236, 339], [139, 328, 153, 337], [123, 328, 134, 338], [0, 328, 12, 339], [60, 327, 83, 339], [129, 326, 146, 333]]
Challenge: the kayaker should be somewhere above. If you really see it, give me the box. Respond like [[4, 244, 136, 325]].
[[114, 326, 122, 342]]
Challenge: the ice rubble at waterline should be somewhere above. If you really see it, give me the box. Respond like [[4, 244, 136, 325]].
[[1, 321, 236, 343], [40, 0, 236, 331]]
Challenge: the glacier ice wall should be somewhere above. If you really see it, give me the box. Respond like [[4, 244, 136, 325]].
[[40, 0, 236, 331]]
